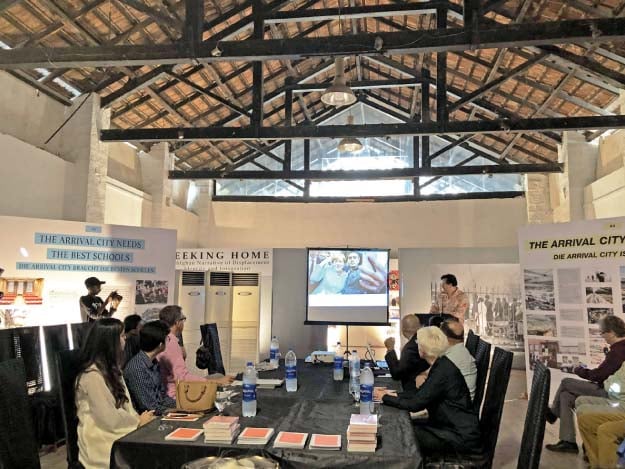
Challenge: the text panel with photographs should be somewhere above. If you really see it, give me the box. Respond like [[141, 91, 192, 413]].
[[518, 218, 625, 396], [0, 215, 176, 329]]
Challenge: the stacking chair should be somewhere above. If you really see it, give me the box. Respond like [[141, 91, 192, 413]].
[[466, 329, 479, 357], [425, 347, 514, 469], [473, 338, 492, 413], [517, 362, 551, 469], [55, 349, 84, 469], [0, 358, 41, 469]]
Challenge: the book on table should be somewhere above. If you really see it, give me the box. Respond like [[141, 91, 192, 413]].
[[204, 415, 239, 429], [161, 412, 202, 422], [237, 427, 275, 445], [203, 415, 241, 443], [309, 434, 341, 450], [346, 426, 377, 442], [347, 441, 377, 453], [164, 428, 204, 441], [273, 431, 309, 449]]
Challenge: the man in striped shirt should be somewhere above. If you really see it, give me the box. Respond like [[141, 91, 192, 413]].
[[124, 320, 176, 415]]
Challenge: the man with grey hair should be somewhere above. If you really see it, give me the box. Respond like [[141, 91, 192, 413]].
[[384, 314, 430, 392]]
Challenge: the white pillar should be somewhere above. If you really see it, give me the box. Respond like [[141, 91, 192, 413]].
[[57, 94, 110, 222], [560, 131, 599, 222], [525, 174, 553, 224], [140, 142, 173, 228]]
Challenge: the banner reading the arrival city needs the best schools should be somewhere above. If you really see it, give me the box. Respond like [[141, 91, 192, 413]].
[[0, 215, 176, 328], [519, 217, 625, 396]]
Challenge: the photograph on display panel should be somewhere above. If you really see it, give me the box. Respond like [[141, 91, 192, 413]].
[[585, 287, 613, 304], [526, 314, 557, 337], [587, 307, 613, 325], [135, 280, 169, 305], [584, 270, 612, 283], [430, 264, 523, 349], [524, 269, 556, 311], [528, 338, 559, 370]]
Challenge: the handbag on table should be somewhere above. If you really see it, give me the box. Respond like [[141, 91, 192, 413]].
[[175, 380, 217, 412]]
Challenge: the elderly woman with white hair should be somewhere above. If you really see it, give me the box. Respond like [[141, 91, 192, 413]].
[[376, 326, 481, 455]]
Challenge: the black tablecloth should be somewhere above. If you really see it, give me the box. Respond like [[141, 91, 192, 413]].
[[111, 361, 421, 469]]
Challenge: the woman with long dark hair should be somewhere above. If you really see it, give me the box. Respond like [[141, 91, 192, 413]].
[[75, 318, 154, 468]]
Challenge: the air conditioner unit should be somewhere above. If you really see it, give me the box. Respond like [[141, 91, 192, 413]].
[[179, 271, 206, 376], [206, 272, 232, 372], [230, 273, 260, 373]]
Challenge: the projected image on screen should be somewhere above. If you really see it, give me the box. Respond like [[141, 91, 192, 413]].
[[306, 248, 389, 324]]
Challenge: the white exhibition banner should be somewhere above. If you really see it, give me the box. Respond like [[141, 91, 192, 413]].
[[0, 215, 177, 328], [176, 248, 272, 275], [518, 217, 625, 395]]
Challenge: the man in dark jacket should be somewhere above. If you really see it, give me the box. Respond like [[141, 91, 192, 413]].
[[377, 326, 481, 455], [384, 314, 430, 392], [546, 315, 625, 454]]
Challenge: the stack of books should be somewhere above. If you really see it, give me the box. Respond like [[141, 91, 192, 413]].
[[203, 415, 240, 444], [273, 431, 309, 449], [347, 414, 378, 452], [237, 427, 275, 445]]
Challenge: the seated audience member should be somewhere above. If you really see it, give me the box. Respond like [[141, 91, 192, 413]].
[[576, 361, 625, 468], [75, 318, 155, 468], [376, 326, 481, 455], [124, 320, 176, 415], [122, 314, 142, 367], [157, 305, 233, 398], [546, 315, 625, 453], [440, 319, 477, 400], [384, 314, 430, 392]]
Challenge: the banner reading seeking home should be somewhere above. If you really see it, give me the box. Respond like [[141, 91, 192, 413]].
[[518, 217, 625, 396], [176, 248, 273, 275]]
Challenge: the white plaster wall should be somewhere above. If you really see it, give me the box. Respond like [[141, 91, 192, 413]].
[[161, 204, 200, 248], [200, 198, 528, 249], [0, 72, 67, 149], [0, 133, 69, 219], [104, 178, 152, 227]]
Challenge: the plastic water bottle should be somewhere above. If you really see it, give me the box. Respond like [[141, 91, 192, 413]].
[[270, 336, 280, 367], [360, 363, 374, 415], [242, 362, 257, 417], [285, 349, 297, 392], [349, 350, 360, 400], [333, 342, 344, 381]]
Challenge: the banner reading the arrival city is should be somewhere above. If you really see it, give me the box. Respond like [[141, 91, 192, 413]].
[[0, 215, 176, 328], [518, 217, 625, 396]]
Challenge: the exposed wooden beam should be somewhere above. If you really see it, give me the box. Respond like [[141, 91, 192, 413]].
[[123, 0, 183, 30], [2, 17, 625, 68], [265, 2, 445, 23], [101, 114, 625, 142], [169, 163, 564, 180]]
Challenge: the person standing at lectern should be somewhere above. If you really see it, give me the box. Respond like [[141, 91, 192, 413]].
[[384, 314, 430, 392], [430, 274, 469, 325]]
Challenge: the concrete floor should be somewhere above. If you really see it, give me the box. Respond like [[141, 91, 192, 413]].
[[40, 369, 587, 469]]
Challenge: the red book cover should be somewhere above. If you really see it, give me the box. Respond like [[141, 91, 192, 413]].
[[165, 428, 204, 441]]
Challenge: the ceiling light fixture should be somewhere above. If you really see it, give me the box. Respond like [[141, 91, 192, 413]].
[[337, 115, 363, 152], [321, 57, 357, 107]]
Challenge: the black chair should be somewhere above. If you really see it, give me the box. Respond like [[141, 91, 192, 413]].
[[70, 322, 91, 350], [466, 329, 479, 357], [0, 358, 41, 469], [197, 323, 226, 375], [517, 362, 551, 469], [55, 349, 83, 469], [425, 347, 513, 469], [473, 338, 492, 413]]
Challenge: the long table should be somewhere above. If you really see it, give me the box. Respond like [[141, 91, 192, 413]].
[[111, 361, 421, 469]]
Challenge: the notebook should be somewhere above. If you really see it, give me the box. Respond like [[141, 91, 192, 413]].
[[232, 379, 284, 389], [349, 414, 378, 427], [347, 441, 377, 453], [273, 431, 308, 449], [161, 412, 202, 422], [309, 434, 341, 450], [346, 426, 377, 442], [237, 427, 275, 445], [164, 427, 204, 441]]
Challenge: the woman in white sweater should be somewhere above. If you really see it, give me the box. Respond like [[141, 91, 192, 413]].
[[75, 318, 154, 468]]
